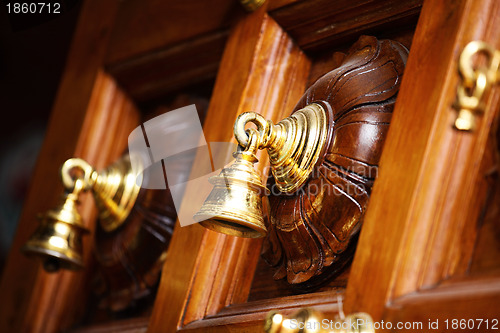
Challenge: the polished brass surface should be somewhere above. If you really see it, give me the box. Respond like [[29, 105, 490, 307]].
[[61, 156, 141, 232], [91, 156, 142, 232], [454, 41, 500, 131], [23, 180, 89, 272], [264, 309, 375, 333], [234, 103, 328, 193], [194, 129, 269, 238], [23, 155, 141, 271], [195, 103, 328, 238], [238, 0, 266, 12]]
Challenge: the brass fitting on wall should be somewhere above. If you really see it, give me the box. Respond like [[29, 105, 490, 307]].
[[454, 41, 500, 131]]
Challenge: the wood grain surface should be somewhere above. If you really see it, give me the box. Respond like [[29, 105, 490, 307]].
[[344, 0, 500, 323], [269, 0, 422, 52], [0, 1, 124, 331], [3, 0, 499, 332], [147, 8, 313, 332]]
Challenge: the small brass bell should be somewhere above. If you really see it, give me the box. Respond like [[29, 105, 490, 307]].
[[23, 155, 141, 272], [193, 129, 269, 238], [194, 103, 328, 238], [23, 180, 89, 272]]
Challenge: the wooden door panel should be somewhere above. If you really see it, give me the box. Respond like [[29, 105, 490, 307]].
[[150, 0, 499, 332], [268, 0, 422, 52], [3, 0, 498, 332], [149, 2, 421, 332], [344, 0, 500, 330], [148, 9, 312, 332]]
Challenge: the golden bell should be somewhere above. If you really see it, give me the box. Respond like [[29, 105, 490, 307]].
[[194, 103, 328, 238], [22, 180, 89, 272], [194, 130, 269, 238], [23, 155, 141, 272]]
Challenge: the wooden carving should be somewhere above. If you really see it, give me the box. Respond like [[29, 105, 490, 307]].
[[261, 36, 408, 286], [93, 185, 177, 312]]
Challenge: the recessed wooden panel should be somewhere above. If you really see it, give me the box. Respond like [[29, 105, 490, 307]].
[[105, 0, 244, 65], [247, 27, 415, 302], [249, 258, 351, 301], [344, 0, 500, 322], [269, 0, 422, 52], [107, 32, 227, 103], [0, 1, 123, 330], [147, 11, 314, 332]]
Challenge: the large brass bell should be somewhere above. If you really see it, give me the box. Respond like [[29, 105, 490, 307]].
[[194, 103, 328, 238], [23, 155, 141, 272]]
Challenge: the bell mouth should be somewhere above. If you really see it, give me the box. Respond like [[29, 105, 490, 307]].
[[199, 216, 266, 238], [22, 245, 84, 272]]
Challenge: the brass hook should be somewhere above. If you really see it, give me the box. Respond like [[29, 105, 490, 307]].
[[60, 158, 95, 191], [454, 41, 500, 131], [234, 112, 271, 148]]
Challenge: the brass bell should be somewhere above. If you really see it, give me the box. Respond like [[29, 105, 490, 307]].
[[23, 155, 141, 272], [194, 103, 328, 238], [23, 180, 89, 272], [193, 129, 269, 238]]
